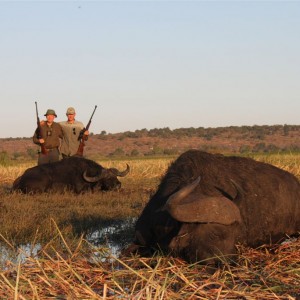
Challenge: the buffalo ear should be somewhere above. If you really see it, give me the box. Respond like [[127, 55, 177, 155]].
[[164, 178, 242, 225]]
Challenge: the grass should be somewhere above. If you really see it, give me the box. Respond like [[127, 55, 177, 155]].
[[0, 153, 299, 245], [0, 158, 173, 246], [250, 153, 300, 178], [0, 153, 299, 298], [0, 231, 299, 299]]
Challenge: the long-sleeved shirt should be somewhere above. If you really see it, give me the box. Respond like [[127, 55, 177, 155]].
[[33, 122, 63, 149]]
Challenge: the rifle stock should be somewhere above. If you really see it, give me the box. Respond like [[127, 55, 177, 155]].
[[76, 140, 85, 156], [35, 102, 47, 155], [76, 105, 97, 156]]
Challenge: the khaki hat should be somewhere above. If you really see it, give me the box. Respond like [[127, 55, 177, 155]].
[[66, 107, 76, 115], [44, 109, 57, 117]]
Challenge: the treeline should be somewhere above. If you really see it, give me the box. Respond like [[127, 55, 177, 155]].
[[105, 142, 300, 159], [2, 124, 299, 141], [97, 124, 300, 158], [98, 124, 299, 140], [0, 125, 299, 163]]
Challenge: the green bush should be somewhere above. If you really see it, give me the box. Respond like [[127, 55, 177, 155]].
[[0, 151, 10, 166]]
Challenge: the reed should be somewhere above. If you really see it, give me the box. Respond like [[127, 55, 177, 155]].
[[0, 229, 299, 299], [0, 153, 299, 298]]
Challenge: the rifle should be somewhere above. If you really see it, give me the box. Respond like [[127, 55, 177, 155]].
[[76, 105, 97, 156], [35, 101, 47, 155]]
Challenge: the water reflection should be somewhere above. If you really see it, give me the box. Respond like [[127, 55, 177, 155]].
[[0, 243, 42, 269], [86, 217, 136, 256], [0, 218, 136, 268]]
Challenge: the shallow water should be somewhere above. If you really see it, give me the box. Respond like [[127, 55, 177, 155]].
[[86, 217, 136, 256], [0, 218, 136, 268], [0, 243, 42, 269]]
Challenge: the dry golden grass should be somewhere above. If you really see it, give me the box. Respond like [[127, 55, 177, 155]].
[[0, 163, 34, 185], [0, 157, 175, 247], [0, 154, 299, 244], [252, 153, 300, 178], [0, 158, 172, 187], [0, 228, 299, 299], [1, 154, 299, 186], [0, 153, 299, 299]]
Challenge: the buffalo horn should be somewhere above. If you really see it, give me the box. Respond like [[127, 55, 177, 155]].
[[230, 179, 244, 200], [109, 164, 130, 177], [83, 164, 130, 182], [83, 170, 103, 183], [163, 177, 242, 225]]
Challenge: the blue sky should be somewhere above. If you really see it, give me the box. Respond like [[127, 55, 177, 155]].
[[0, 1, 299, 138]]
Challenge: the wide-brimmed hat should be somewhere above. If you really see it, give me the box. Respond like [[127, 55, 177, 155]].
[[66, 107, 76, 115], [44, 109, 57, 117]]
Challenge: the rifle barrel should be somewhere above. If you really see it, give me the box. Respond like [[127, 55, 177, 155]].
[[76, 105, 98, 154]]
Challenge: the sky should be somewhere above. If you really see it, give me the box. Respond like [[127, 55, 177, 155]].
[[0, 1, 299, 138]]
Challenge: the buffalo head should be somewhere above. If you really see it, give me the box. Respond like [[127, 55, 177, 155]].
[[83, 163, 130, 191]]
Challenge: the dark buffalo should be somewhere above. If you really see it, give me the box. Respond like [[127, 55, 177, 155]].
[[12, 156, 130, 193], [129, 150, 300, 264]]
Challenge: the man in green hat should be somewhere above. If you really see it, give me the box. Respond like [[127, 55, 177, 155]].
[[33, 109, 63, 165]]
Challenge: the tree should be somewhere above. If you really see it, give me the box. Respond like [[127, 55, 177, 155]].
[[130, 149, 140, 156], [109, 147, 125, 157], [283, 124, 289, 136], [27, 148, 37, 159]]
